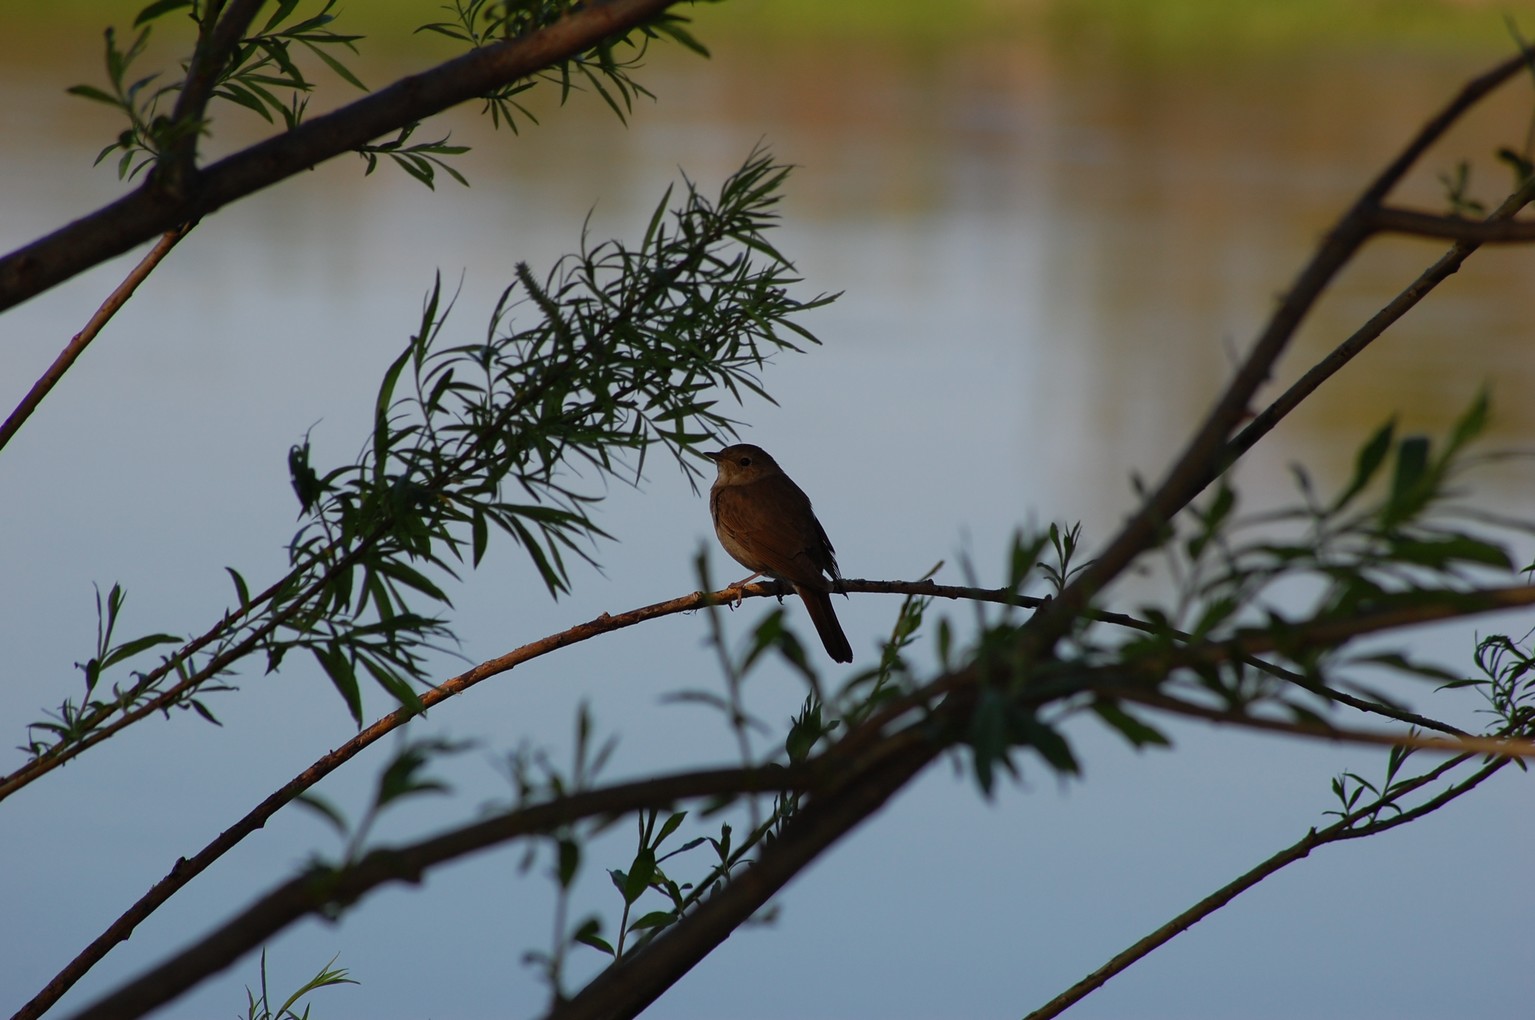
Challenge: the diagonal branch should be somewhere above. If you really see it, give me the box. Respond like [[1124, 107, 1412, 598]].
[[0, 221, 196, 455], [159, 0, 270, 194], [60, 763, 815, 1020], [1370, 205, 1535, 241], [1178, 583, 1535, 665], [1227, 173, 1535, 465], [1112, 687, 1535, 759], [1022, 49, 1534, 659], [545, 730, 939, 1020], [0, 0, 684, 312], [1022, 752, 1511, 1020]]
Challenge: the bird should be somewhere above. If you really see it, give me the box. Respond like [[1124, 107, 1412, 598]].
[[706, 443, 854, 663]]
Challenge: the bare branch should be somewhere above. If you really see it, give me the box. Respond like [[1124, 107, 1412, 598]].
[[1370, 205, 1535, 242], [1228, 173, 1535, 464], [1116, 687, 1535, 758], [0, 222, 196, 455], [1023, 753, 1510, 1020]]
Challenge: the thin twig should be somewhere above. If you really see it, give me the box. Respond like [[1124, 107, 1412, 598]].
[[1228, 173, 1535, 464], [1025, 49, 1533, 660], [1022, 754, 1511, 1020], [1370, 205, 1535, 241], [1114, 686, 1535, 758], [0, 222, 196, 455]]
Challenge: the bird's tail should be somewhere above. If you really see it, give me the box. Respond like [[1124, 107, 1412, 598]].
[[795, 585, 853, 663]]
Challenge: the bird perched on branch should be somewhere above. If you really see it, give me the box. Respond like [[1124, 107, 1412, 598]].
[[706, 443, 853, 663]]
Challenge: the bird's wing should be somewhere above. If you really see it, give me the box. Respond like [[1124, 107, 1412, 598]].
[[713, 482, 829, 588]]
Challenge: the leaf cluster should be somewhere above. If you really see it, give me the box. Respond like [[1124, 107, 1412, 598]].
[[420, 0, 711, 132], [1129, 393, 1515, 692], [10, 148, 830, 785], [241, 949, 356, 1020], [69, 0, 364, 179], [928, 393, 1529, 798]]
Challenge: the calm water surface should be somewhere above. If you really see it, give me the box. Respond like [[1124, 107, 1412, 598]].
[[2, 18, 1532, 1020]]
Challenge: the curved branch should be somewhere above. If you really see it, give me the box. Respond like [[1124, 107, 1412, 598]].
[[61, 763, 814, 1020], [1204, 582, 1535, 662], [0, 0, 683, 312], [1115, 687, 1535, 759]]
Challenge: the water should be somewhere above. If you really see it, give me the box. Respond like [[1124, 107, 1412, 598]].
[[2, 15, 1532, 1020]]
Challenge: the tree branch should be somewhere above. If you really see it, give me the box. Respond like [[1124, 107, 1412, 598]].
[[159, 0, 269, 194], [61, 763, 814, 1020], [1227, 172, 1535, 464], [1114, 686, 1535, 758], [1370, 205, 1535, 242], [1023, 49, 1533, 658], [0, 0, 684, 312], [546, 731, 940, 1020], [13, 577, 1000, 1019], [0, 221, 196, 455], [1023, 752, 1511, 1020]]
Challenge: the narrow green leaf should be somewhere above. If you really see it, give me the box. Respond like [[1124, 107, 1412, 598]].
[[313, 646, 362, 726], [654, 811, 687, 847], [99, 632, 181, 669], [1445, 388, 1490, 456], [293, 793, 350, 836], [627, 910, 676, 932], [66, 84, 121, 106], [225, 566, 252, 609], [557, 837, 580, 888], [1017, 713, 1080, 774], [300, 37, 368, 90], [1090, 699, 1171, 749], [623, 848, 655, 904], [134, 0, 193, 26], [1333, 419, 1394, 511], [574, 918, 613, 956], [1386, 435, 1431, 519]]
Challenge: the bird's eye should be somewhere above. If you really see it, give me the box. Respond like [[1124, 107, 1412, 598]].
[[737, 456, 751, 466]]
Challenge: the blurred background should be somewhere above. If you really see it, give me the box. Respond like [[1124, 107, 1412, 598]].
[[3, 2, 1534, 1018]]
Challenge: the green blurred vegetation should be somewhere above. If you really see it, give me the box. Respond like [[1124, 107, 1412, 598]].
[[9, 0, 1535, 58]]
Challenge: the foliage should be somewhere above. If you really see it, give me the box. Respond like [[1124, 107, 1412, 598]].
[[68, 0, 365, 179], [420, 0, 711, 131], [242, 950, 357, 1020], [6, 3, 1535, 1020], [9, 145, 830, 788]]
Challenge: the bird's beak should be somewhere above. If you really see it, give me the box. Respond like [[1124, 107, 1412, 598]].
[[705, 450, 725, 462]]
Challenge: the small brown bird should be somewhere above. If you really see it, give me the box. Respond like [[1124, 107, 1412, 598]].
[[706, 443, 853, 663]]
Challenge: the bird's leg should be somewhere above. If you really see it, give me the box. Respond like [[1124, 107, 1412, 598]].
[[726, 571, 763, 608]]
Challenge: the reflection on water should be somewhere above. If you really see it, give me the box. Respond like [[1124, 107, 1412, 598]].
[[3, 16, 1534, 1020], [5, 26, 1533, 476]]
